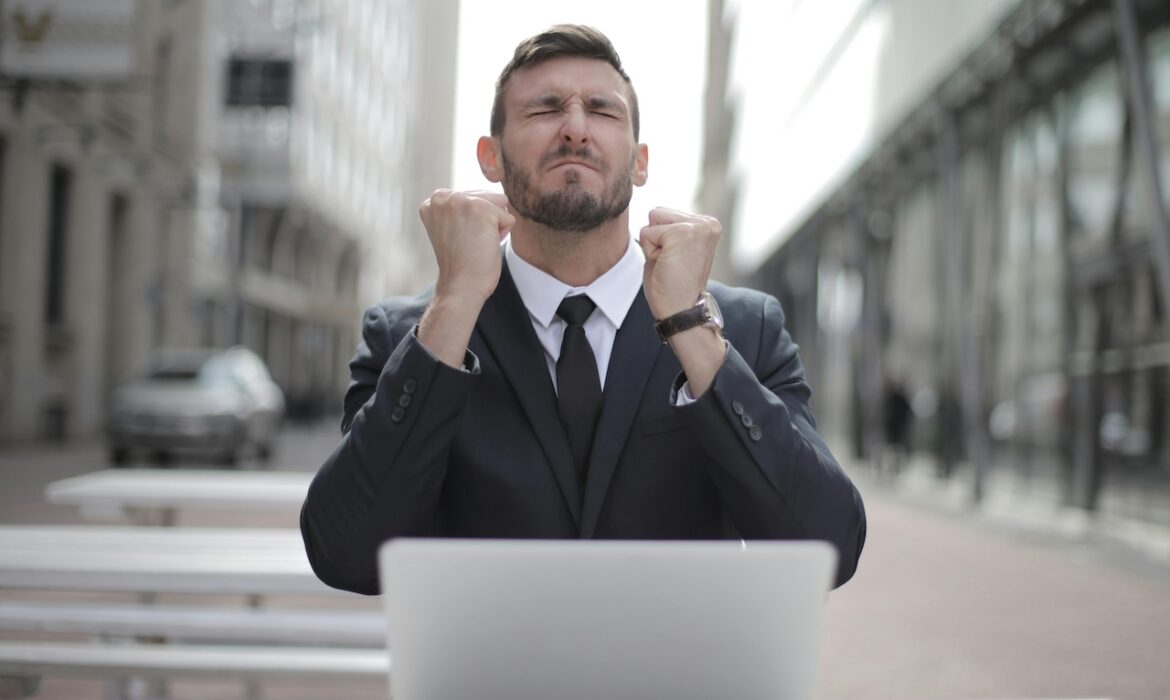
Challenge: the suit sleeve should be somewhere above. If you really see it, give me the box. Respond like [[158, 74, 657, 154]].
[[300, 303, 479, 594], [676, 293, 866, 587]]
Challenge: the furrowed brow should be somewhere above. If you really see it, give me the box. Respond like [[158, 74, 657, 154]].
[[523, 94, 564, 111], [586, 96, 624, 113]]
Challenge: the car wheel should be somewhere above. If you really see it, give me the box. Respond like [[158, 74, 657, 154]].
[[109, 447, 130, 465], [151, 450, 172, 465]]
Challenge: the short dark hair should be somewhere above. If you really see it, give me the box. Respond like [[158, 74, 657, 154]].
[[490, 24, 639, 140]]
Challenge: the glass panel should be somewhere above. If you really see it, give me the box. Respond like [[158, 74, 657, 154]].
[[1066, 61, 1125, 241], [886, 184, 941, 386], [1097, 363, 1170, 527], [1149, 26, 1170, 202], [991, 111, 1067, 497]]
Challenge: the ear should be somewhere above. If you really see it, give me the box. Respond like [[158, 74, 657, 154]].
[[477, 136, 504, 183], [633, 143, 649, 187]]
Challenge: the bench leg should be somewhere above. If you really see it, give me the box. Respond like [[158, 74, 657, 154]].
[[245, 593, 263, 700], [0, 676, 40, 700], [124, 676, 167, 700], [101, 635, 168, 700]]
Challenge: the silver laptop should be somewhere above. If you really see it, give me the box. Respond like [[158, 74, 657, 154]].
[[378, 539, 837, 700]]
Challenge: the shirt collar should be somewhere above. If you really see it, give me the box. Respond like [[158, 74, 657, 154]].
[[505, 236, 645, 330]]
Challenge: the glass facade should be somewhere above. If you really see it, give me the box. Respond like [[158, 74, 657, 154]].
[[764, 0, 1170, 526]]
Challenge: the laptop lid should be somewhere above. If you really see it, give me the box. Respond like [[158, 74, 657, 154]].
[[378, 539, 837, 700]]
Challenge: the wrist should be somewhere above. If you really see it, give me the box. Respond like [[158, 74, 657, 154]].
[[418, 294, 484, 368], [434, 270, 497, 307], [667, 328, 727, 399], [654, 291, 723, 344], [431, 281, 492, 310], [649, 292, 703, 321]]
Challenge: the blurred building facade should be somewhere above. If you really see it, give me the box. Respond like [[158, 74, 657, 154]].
[[707, 0, 1170, 528], [0, 0, 456, 444]]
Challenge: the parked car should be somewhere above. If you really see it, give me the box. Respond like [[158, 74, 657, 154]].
[[107, 347, 285, 465]]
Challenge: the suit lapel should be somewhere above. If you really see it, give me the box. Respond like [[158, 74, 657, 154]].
[[580, 290, 664, 538], [475, 261, 582, 527]]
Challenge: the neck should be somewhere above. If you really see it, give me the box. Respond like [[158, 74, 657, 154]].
[[509, 211, 631, 287]]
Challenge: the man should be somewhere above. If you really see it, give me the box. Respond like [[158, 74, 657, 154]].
[[301, 25, 865, 595]]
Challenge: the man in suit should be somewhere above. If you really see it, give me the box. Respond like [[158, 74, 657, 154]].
[[301, 25, 865, 595]]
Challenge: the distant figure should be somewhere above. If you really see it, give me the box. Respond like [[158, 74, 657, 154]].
[[883, 378, 914, 474], [300, 24, 866, 595]]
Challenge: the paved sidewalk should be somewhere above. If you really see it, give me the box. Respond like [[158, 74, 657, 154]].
[[818, 479, 1170, 700], [2, 429, 1168, 699]]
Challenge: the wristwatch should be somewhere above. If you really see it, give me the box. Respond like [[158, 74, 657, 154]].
[[654, 291, 724, 343]]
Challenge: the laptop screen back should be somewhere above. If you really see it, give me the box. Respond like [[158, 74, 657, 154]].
[[379, 539, 837, 700]]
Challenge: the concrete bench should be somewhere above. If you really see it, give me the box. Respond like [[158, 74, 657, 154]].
[[0, 640, 388, 682], [0, 524, 343, 596], [45, 469, 312, 524], [0, 601, 385, 647]]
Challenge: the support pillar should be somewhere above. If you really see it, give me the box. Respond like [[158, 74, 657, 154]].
[[1113, 0, 1170, 331], [939, 110, 991, 503]]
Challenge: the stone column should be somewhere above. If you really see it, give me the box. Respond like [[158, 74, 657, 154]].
[[123, 181, 161, 374], [2, 135, 49, 441], [66, 156, 109, 438]]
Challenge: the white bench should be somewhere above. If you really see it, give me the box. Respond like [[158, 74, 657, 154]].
[[0, 640, 388, 682], [0, 601, 385, 647], [0, 524, 342, 596], [0, 524, 383, 697], [45, 469, 312, 524]]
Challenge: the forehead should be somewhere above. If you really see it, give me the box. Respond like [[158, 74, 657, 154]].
[[504, 55, 631, 108]]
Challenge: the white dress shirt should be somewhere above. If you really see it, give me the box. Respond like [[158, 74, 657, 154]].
[[505, 237, 644, 391]]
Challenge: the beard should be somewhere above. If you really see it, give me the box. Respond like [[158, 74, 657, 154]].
[[501, 144, 635, 233]]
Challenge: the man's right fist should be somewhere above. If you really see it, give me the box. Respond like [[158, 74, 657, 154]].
[[419, 189, 516, 303]]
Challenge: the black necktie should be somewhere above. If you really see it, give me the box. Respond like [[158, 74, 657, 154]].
[[556, 295, 602, 486]]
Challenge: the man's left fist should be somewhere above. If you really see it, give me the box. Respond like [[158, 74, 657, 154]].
[[638, 207, 722, 320]]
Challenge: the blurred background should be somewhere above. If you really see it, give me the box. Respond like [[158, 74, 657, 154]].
[[4, 0, 1169, 552], [0, 0, 1169, 698]]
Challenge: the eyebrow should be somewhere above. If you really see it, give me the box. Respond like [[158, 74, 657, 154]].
[[521, 93, 626, 115], [522, 94, 564, 111], [586, 96, 622, 113]]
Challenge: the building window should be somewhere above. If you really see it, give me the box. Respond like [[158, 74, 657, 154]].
[[45, 165, 72, 325], [153, 37, 172, 147], [0, 138, 6, 297], [226, 57, 293, 107], [1066, 61, 1124, 242]]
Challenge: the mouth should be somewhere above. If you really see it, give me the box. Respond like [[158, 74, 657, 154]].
[[548, 159, 598, 172]]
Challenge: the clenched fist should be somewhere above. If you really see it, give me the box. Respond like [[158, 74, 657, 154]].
[[638, 207, 722, 320], [417, 189, 515, 368], [419, 189, 516, 304]]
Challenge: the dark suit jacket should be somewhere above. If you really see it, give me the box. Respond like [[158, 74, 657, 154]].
[[301, 263, 866, 594]]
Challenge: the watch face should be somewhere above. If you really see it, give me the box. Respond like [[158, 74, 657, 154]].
[[701, 292, 724, 330]]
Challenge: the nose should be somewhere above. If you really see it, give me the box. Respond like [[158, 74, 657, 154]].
[[560, 104, 589, 146]]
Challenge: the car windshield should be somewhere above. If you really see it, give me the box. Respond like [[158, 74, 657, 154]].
[[198, 356, 241, 388], [149, 367, 200, 381], [144, 354, 237, 388]]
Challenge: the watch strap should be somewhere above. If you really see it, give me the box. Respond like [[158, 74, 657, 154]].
[[654, 304, 709, 343]]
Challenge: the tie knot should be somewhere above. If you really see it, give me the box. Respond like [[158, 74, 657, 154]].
[[557, 295, 596, 326]]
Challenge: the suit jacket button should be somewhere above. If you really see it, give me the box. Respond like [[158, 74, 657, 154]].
[[398, 394, 411, 408], [749, 426, 762, 442], [731, 400, 744, 416], [391, 407, 406, 423], [403, 378, 417, 394], [740, 413, 753, 428]]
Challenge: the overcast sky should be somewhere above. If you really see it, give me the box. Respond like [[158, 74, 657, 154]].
[[450, 1, 708, 234]]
